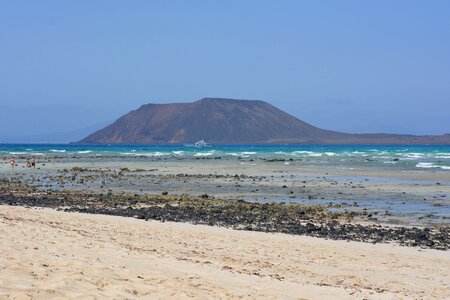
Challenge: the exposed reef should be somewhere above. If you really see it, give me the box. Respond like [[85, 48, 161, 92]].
[[1, 182, 448, 250]]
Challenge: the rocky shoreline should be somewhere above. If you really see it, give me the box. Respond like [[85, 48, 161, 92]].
[[1, 182, 448, 250], [4, 161, 449, 227]]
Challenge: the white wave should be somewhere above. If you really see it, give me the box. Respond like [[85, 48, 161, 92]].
[[9, 152, 27, 155], [50, 149, 66, 153], [416, 162, 437, 168], [225, 151, 255, 157], [121, 152, 137, 155], [308, 153, 322, 157], [275, 151, 288, 155], [416, 162, 450, 170], [77, 150, 92, 154], [226, 152, 240, 156], [172, 151, 184, 155], [25, 149, 33, 151], [291, 151, 313, 155], [325, 152, 336, 156], [291, 150, 323, 156], [121, 152, 168, 157], [405, 153, 425, 159], [195, 150, 215, 157], [144, 152, 168, 157]]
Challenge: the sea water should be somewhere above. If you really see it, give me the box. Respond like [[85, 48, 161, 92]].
[[1, 144, 450, 171]]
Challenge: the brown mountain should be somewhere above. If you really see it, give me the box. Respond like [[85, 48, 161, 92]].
[[77, 98, 450, 145]]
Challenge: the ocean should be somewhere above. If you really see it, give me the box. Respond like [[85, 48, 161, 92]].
[[1, 144, 450, 171]]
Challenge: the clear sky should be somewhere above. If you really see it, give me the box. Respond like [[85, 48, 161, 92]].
[[1, 1, 449, 142]]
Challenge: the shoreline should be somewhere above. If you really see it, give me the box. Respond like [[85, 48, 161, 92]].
[[1, 184, 449, 250], [2, 158, 449, 227]]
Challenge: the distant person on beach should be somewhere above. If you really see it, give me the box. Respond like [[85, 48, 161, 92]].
[[10, 157, 16, 169], [25, 156, 36, 168]]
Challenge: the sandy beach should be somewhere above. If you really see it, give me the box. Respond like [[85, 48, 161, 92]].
[[1, 148, 449, 299], [1, 205, 449, 299]]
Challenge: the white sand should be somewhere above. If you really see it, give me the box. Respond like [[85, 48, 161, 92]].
[[0, 205, 449, 299]]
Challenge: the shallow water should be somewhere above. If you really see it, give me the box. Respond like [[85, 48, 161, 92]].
[[1, 144, 450, 171], [244, 195, 449, 226], [1, 143, 449, 227]]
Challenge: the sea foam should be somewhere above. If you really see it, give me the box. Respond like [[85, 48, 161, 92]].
[[416, 162, 450, 170], [195, 151, 215, 157]]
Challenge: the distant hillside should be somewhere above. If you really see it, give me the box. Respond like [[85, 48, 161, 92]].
[[77, 98, 450, 145]]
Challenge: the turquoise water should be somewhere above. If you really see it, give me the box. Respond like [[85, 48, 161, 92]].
[[1, 144, 450, 171]]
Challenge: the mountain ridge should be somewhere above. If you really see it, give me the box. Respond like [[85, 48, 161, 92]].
[[77, 98, 450, 145]]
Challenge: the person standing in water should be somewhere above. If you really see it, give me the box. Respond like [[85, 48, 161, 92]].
[[10, 157, 16, 169], [31, 156, 36, 168]]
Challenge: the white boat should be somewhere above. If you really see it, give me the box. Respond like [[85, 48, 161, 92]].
[[184, 140, 213, 147], [194, 140, 212, 147]]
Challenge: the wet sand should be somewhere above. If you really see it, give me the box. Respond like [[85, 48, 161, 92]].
[[1, 205, 449, 299], [3, 157, 449, 226]]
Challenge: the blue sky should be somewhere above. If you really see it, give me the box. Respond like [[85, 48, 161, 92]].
[[1, 1, 449, 142]]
